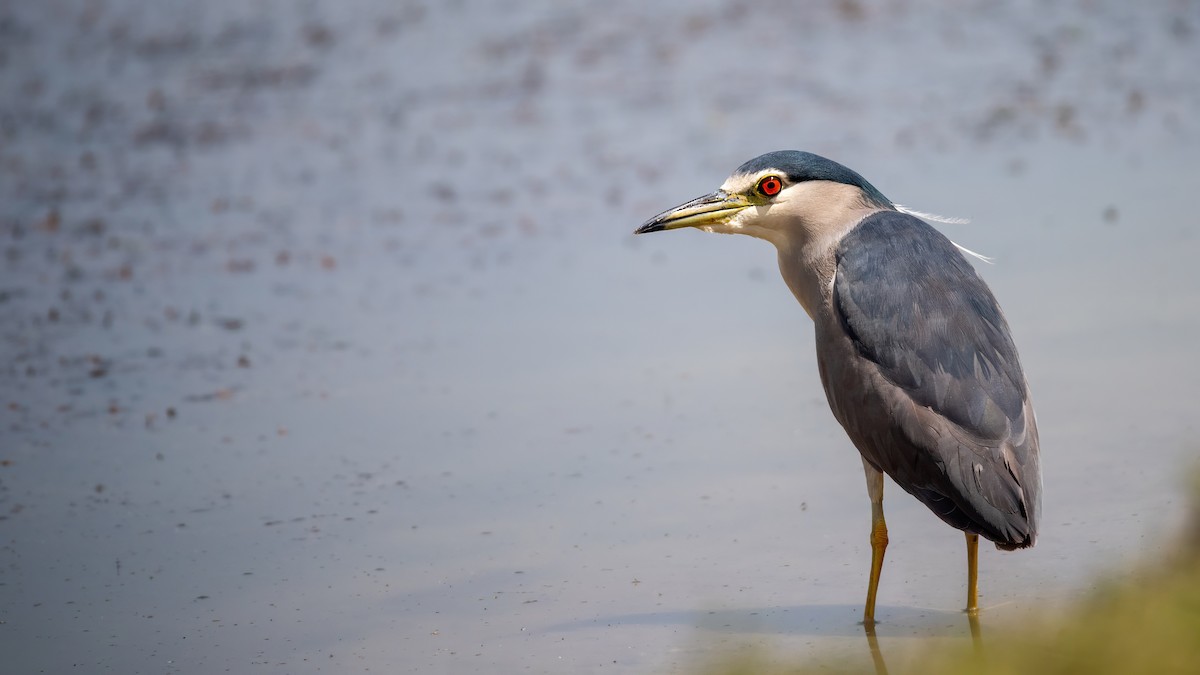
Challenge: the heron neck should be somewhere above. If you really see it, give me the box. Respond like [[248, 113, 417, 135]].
[[773, 208, 884, 320], [776, 243, 832, 320]]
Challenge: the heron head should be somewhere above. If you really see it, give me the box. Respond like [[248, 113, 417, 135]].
[[635, 151, 893, 249]]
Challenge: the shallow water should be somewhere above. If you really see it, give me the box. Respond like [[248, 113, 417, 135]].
[[2, 1, 1199, 672]]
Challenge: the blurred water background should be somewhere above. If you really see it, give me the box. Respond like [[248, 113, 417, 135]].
[[2, 1, 1199, 672]]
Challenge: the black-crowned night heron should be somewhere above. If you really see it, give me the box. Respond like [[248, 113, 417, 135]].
[[635, 151, 1042, 628]]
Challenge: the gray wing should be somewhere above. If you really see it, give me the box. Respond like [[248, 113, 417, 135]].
[[828, 211, 1040, 548]]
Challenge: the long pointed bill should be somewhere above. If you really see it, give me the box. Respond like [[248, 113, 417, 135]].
[[634, 190, 752, 234]]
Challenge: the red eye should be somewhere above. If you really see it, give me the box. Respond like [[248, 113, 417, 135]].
[[758, 176, 783, 197]]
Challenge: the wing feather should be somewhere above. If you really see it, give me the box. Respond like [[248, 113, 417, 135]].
[[826, 211, 1041, 547]]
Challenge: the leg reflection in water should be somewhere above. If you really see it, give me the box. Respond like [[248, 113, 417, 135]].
[[861, 611, 985, 675], [864, 623, 889, 675], [968, 610, 984, 660]]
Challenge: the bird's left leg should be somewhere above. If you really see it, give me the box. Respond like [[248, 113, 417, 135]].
[[862, 457, 888, 628], [965, 532, 979, 615]]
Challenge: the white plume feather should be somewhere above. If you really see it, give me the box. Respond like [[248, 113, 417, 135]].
[[951, 241, 994, 264], [894, 204, 971, 225], [894, 204, 993, 264]]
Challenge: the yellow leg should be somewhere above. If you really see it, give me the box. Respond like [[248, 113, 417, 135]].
[[862, 459, 888, 628], [965, 532, 979, 615]]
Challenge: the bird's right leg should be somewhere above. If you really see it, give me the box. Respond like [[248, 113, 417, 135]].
[[862, 457, 888, 629]]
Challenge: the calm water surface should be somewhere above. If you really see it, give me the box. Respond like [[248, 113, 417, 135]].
[[2, 1, 1199, 672]]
